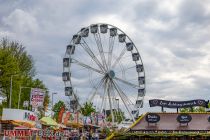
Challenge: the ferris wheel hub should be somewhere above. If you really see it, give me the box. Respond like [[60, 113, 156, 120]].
[[107, 70, 115, 79]]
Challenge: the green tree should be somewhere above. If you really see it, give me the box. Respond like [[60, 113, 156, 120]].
[[0, 44, 20, 107], [0, 38, 49, 116], [52, 100, 65, 121], [0, 38, 35, 76], [180, 106, 205, 113], [80, 102, 96, 116], [0, 38, 35, 107], [106, 109, 125, 123]]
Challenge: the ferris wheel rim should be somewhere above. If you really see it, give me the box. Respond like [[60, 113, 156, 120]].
[[63, 23, 146, 122]]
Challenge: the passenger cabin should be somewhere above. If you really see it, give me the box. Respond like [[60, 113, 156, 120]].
[[66, 45, 75, 55], [90, 24, 98, 33], [62, 72, 70, 81], [72, 35, 81, 44], [118, 34, 126, 43], [80, 28, 89, 37], [110, 28, 117, 36], [65, 87, 73, 96], [100, 24, 108, 33], [126, 42, 133, 51]]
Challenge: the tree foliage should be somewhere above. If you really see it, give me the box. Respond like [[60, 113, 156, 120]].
[[0, 38, 49, 116], [180, 107, 205, 113], [80, 102, 96, 116], [52, 100, 65, 121], [106, 109, 125, 123]]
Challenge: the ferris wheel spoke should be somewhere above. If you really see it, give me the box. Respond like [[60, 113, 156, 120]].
[[113, 80, 135, 105], [114, 76, 139, 89], [111, 47, 127, 69], [100, 85, 107, 114], [72, 58, 105, 75], [88, 77, 106, 103], [94, 33, 108, 70], [111, 80, 135, 122], [111, 84, 124, 123], [108, 36, 115, 69], [114, 66, 136, 74], [80, 39, 106, 72]]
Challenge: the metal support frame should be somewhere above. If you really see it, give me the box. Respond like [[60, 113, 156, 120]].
[[62, 23, 146, 125], [51, 92, 57, 117]]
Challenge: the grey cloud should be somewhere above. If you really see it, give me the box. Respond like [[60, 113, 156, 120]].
[[178, 0, 210, 25], [134, 1, 158, 20], [170, 46, 207, 59], [2, 9, 39, 33]]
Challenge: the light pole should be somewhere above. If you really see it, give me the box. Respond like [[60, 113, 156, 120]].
[[51, 92, 57, 116], [18, 86, 31, 109], [9, 74, 19, 108], [115, 98, 119, 112]]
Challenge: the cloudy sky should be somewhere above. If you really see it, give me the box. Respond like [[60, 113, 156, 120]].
[[0, 0, 210, 113]]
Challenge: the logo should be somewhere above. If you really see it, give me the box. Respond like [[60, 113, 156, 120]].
[[24, 112, 36, 121], [177, 114, 192, 124], [152, 100, 158, 105], [198, 100, 204, 105], [145, 113, 160, 123]]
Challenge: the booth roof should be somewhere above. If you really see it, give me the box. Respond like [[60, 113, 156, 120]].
[[66, 122, 83, 128], [40, 117, 58, 126], [130, 112, 210, 131], [0, 120, 35, 128], [13, 120, 35, 128]]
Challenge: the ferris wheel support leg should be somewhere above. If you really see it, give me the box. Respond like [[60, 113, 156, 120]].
[[106, 79, 115, 124], [100, 85, 106, 114], [112, 80, 135, 122], [88, 77, 105, 103]]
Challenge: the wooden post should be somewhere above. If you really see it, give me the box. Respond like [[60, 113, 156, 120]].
[[161, 106, 164, 112]]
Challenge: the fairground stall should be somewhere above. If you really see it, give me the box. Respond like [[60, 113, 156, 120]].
[[0, 108, 39, 139], [110, 99, 210, 140], [112, 112, 210, 139]]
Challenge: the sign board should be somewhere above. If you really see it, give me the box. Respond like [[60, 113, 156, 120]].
[[2, 108, 37, 122], [145, 113, 160, 123], [149, 99, 206, 108], [63, 112, 71, 125], [30, 88, 45, 108], [177, 114, 192, 124]]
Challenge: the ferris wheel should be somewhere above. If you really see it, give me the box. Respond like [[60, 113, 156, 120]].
[[62, 23, 145, 122]]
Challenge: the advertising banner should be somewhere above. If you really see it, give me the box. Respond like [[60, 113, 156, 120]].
[[63, 112, 71, 125], [2, 109, 37, 122], [30, 88, 45, 108], [58, 106, 65, 123], [149, 99, 206, 108]]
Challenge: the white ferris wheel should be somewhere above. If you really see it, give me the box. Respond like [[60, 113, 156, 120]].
[[62, 23, 146, 123]]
